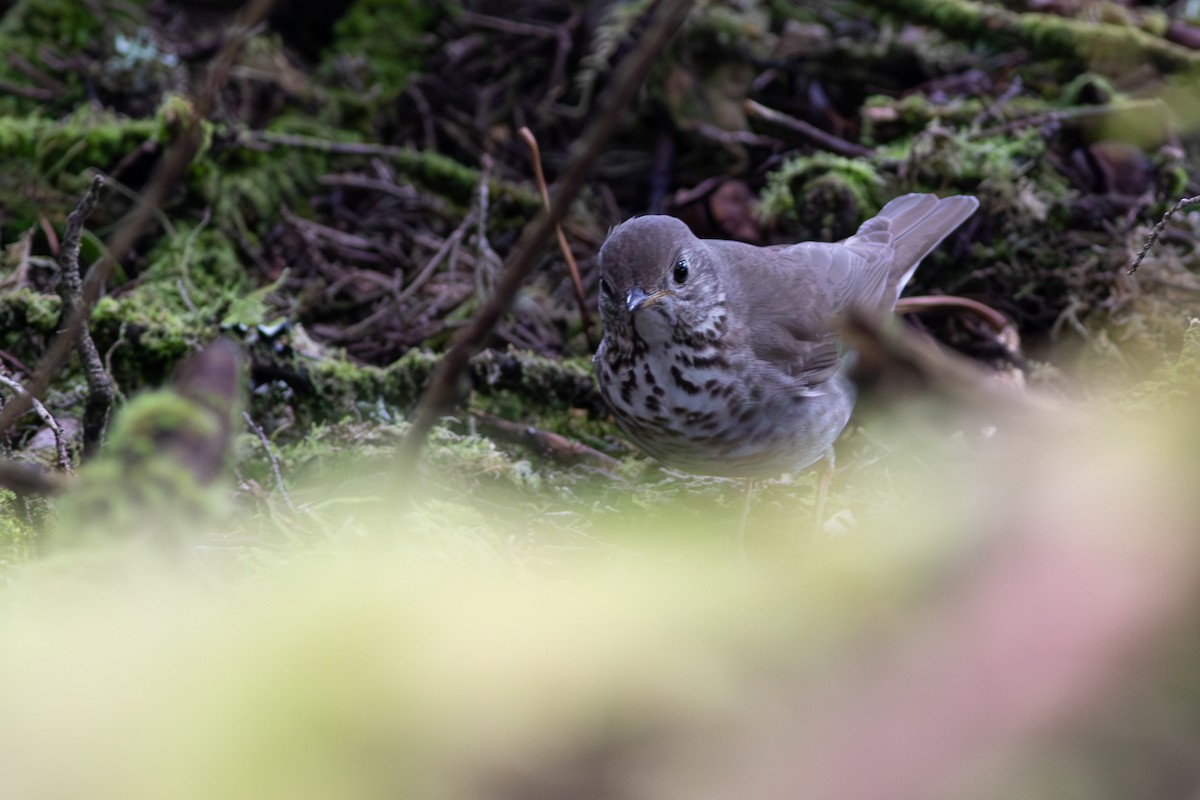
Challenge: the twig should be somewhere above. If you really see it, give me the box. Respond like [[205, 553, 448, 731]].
[[0, 0, 278, 440], [36, 213, 59, 255], [397, 212, 472, 306], [519, 126, 595, 349], [895, 294, 1012, 334], [469, 410, 621, 471], [0, 373, 72, 475], [744, 99, 873, 159], [458, 9, 563, 38], [473, 154, 503, 297], [317, 172, 449, 214], [102, 322, 129, 405], [1128, 194, 1200, 274], [54, 175, 114, 457], [0, 76, 54, 100], [243, 411, 297, 513], [397, 0, 695, 466], [969, 76, 1024, 130], [326, 213, 472, 343], [5, 51, 67, 94], [177, 206, 212, 314], [94, 168, 177, 238]]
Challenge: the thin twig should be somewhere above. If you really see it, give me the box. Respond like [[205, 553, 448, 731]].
[[895, 294, 1012, 334], [1128, 194, 1200, 274], [36, 213, 59, 255], [0, 0, 278, 440], [744, 99, 873, 159], [93, 169, 178, 237], [54, 175, 114, 457], [243, 411, 297, 513], [397, 212, 473, 306], [473, 154, 503, 297], [519, 126, 595, 349], [326, 213, 472, 343], [177, 206, 213, 314], [0, 373, 72, 474], [397, 0, 695, 467]]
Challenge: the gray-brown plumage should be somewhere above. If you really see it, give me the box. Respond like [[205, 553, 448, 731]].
[[593, 193, 979, 477]]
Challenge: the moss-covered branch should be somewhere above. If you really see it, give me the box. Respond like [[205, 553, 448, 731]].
[[871, 0, 1200, 77]]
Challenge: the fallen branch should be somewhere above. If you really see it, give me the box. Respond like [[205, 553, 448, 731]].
[[470, 411, 621, 471], [744, 99, 873, 159], [871, 0, 1200, 77]]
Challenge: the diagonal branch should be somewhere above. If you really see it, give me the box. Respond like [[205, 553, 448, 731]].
[[397, 0, 696, 467]]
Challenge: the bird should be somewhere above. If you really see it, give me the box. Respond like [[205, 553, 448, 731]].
[[593, 193, 979, 480]]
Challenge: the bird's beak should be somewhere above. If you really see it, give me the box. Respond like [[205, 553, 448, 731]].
[[626, 287, 670, 313]]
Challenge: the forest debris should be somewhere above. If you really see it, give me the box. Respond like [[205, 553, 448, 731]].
[[470, 410, 620, 472], [669, 177, 761, 243], [745, 99, 873, 159]]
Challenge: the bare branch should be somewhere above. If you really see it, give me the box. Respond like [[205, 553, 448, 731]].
[[0, 372, 72, 474]]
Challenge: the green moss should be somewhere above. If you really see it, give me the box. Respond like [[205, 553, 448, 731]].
[[51, 389, 231, 550], [0, 0, 105, 115], [758, 153, 884, 238], [318, 0, 444, 98], [90, 295, 211, 390], [871, 0, 1200, 78], [0, 493, 40, 569], [0, 108, 160, 238], [141, 225, 257, 319]]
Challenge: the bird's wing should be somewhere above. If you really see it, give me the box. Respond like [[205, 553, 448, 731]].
[[710, 240, 887, 387], [709, 195, 978, 388]]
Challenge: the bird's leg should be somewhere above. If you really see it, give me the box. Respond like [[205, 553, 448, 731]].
[[735, 476, 755, 561], [812, 447, 835, 538]]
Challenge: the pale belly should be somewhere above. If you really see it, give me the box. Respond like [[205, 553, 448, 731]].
[[595, 346, 853, 478]]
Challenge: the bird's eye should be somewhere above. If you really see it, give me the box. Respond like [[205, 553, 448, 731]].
[[598, 277, 613, 297], [672, 256, 689, 285]]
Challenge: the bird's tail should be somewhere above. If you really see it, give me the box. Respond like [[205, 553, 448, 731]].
[[849, 194, 980, 296]]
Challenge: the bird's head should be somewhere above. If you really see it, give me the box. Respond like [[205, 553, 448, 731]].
[[595, 215, 724, 344]]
